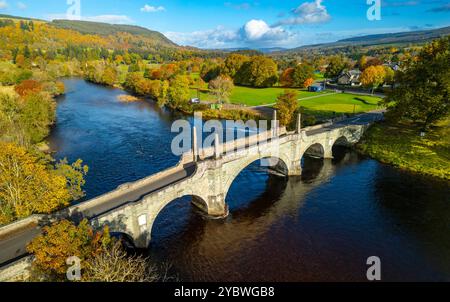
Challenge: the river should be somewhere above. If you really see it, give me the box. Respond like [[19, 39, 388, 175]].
[[48, 79, 450, 282]]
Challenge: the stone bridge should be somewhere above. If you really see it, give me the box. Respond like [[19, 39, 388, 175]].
[[80, 112, 381, 248], [0, 112, 382, 266]]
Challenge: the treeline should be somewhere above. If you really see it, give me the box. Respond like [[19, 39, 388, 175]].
[[0, 18, 224, 65], [0, 62, 88, 225]]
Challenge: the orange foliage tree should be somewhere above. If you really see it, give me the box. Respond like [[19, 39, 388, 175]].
[[303, 78, 315, 88], [27, 219, 111, 280], [280, 68, 295, 87], [14, 79, 42, 97]]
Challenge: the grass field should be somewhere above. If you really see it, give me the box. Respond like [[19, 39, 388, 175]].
[[191, 86, 329, 106], [358, 118, 450, 180], [191, 83, 382, 117]]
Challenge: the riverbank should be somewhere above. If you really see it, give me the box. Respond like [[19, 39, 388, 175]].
[[357, 119, 450, 180]]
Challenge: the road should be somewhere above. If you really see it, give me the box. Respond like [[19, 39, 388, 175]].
[[77, 164, 196, 218], [0, 163, 196, 266], [305, 111, 384, 136]]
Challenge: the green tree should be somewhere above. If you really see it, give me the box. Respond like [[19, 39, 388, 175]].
[[325, 55, 350, 79], [19, 93, 55, 144], [101, 66, 118, 86], [274, 90, 298, 127], [385, 37, 450, 131], [168, 75, 191, 109], [292, 64, 315, 88]]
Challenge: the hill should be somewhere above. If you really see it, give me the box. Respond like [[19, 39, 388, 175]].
[[0, 14, 44, 21], [51, 19, 177, 47], [283, 26, 450, 53]]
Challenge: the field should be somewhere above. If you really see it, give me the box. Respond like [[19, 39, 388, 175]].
[[358, 118, 450, 180], [191, 86, 328, 106], [190, 83, 382, 117]]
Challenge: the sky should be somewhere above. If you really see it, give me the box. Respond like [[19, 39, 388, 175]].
[[0, 0, 449, 49]]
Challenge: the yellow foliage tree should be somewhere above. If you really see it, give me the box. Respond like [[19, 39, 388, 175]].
[[0, 142, 71, 224], [360, 65, 386, 94], [27, 219, 111, 280]]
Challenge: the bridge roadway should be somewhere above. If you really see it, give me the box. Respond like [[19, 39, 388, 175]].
[[0, 112, 383, 267]]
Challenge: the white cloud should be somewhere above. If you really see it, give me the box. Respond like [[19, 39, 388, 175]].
[[277, 0, 331, 25], [165, 26, 239, 48], [166, 19, 294, 49], [141, 4, 165, 13], [242, 19, 287, 41], [0, 1, 8, 9], [17, 1, 26, 10]]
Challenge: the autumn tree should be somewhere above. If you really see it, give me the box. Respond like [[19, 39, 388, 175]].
[[56, 158, 89, 201], [325, 55, 350, 79], [358, 55, 369, 71], [292, 64, 315, 88], [235, 56, 278, 88], [14, 79, 42, 97], [200, 61, 221, 83], [275, 90, 298, 127], [0, 142, 71, 224], [384, 36, 450, 131], [304, 78, 315, 88], [360, 65, 386, 94], [208, 75, 234, 103], [27, 219, 111, 281], [168, 75, 191, 109], [19, 92, 56, 143], [280, 68, 295, 87], [101, 65, 118, 86], [124, 72, 144, 93], [222, 54, 250, 79]]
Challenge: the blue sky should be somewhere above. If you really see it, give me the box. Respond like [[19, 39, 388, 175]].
[[0, 0, 449, 48]]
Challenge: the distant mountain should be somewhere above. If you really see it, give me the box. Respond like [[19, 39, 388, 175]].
[[51, 19, 177, 47], [219, 47, 287, 54], [284, 26, 450, 53]]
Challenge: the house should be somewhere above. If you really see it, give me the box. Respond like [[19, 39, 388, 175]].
[[308, 85, 324, 92], [337, 70, 362, 86]]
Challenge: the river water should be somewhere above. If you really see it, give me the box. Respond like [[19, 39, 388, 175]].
[[49, 79, 450, 282]]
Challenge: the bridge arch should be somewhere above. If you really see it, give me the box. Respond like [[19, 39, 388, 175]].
[[147, 193, 209, 243], [333, 135, 352, 148], [223, 154, 290, 204], [302, 143, 325, 160]]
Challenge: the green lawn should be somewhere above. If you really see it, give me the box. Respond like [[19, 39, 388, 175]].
[[191, 86, 329, 106], [358, 118, 450, 180], [300, 93, 381, 114], [191, 84, 382, 116]]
